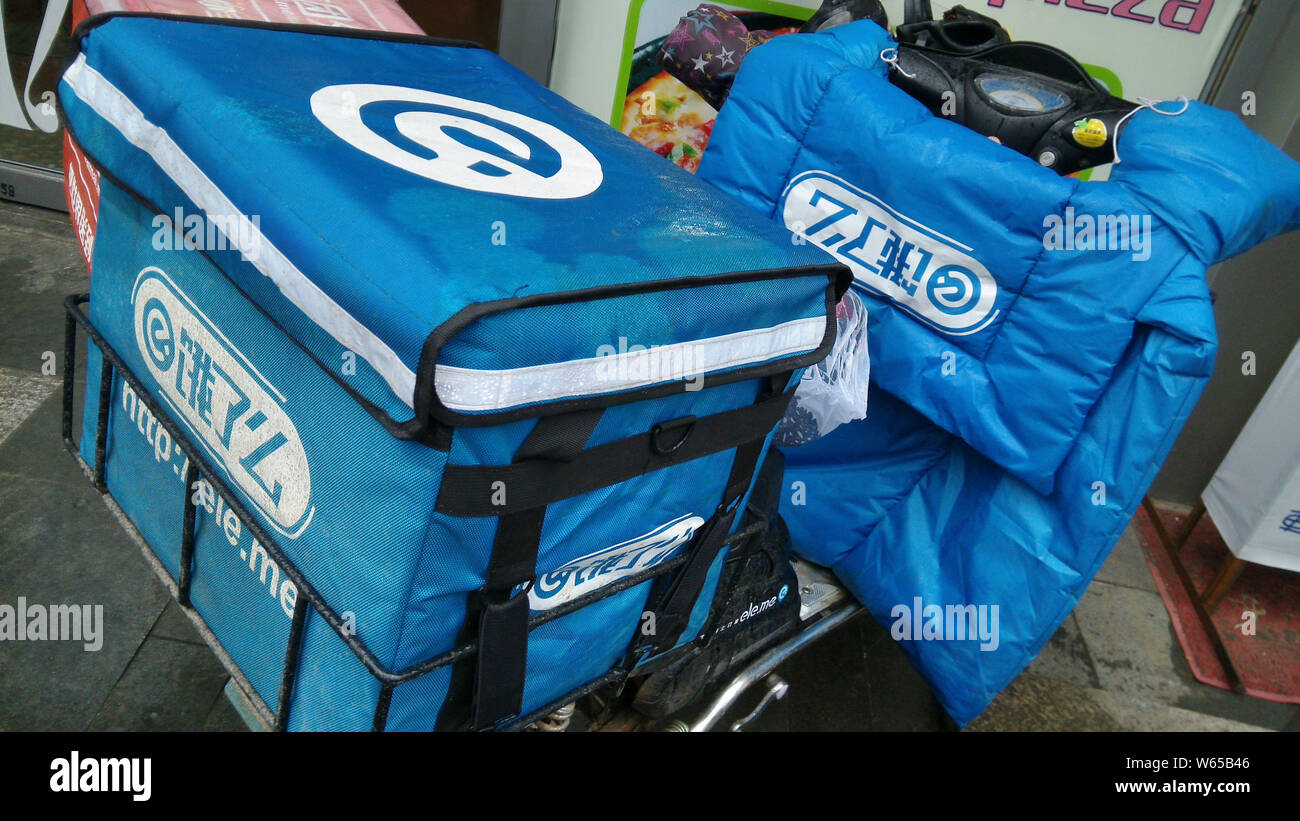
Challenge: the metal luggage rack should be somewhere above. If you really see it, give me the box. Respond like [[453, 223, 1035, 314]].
[[62, 293, 861, 732]]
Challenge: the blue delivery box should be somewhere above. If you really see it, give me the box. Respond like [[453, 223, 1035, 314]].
[[58, 14, 847, 730]]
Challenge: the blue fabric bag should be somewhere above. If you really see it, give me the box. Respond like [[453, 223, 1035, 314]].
[[59, 14, 847, 730], [697, 20, 1300, 724]]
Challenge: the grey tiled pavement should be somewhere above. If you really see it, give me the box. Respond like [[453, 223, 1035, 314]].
[[1, 200, 1294, 732], [0, 202, 246, 732], [971, 528, 1298, 732]]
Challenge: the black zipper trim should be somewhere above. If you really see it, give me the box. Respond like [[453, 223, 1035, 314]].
[[415, 265, 848, 429]]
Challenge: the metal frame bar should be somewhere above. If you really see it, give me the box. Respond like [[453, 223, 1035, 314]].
[[61, 293, 772, 731], [1141, 495, 1244, 694], [689, 600, 862, 732], [0, 159, 67, 211]]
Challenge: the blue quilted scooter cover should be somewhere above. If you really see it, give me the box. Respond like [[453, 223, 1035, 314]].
[[59, 15, 846, 729], [698, 21, 1300, 724]]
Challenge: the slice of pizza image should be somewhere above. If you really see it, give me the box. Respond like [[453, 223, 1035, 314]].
[[621, 14, 799, 174], [622, 73, 719, 174]]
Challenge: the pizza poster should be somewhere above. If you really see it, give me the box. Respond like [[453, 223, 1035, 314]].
[[613, 1, 816, 174], [603, 0, 1245, 177]]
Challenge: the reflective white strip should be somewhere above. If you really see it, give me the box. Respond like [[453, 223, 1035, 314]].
[[63, 54, 418, 408], [435, 316, 826, 412]]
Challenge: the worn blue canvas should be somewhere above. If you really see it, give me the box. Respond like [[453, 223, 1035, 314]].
[[698, 20, 1300, 724], [61, 15, 845, 729]]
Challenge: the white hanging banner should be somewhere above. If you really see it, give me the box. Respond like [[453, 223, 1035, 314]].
[[1204, 339, 1300, 573]]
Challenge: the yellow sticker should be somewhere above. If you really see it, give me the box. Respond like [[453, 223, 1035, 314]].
[[1072, 118, 1108, 149]]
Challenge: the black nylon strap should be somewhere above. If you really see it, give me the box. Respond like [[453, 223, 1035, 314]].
[[472, 515, 539, 730], [471, 588, 533, 728], [436, 409, 601, 731], [515, 408, 603, 463], [641, 434, 768, 654], [439, 376, 793, 729], [629, 373, 792, 660], [436, 390, 792, 517], [481, 508, 548, 601]]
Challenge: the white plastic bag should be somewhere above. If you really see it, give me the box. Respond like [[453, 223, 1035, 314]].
[[774, 289, 870, 447]]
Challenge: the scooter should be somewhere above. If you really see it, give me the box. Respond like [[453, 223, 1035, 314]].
[[572, 0, 1141, 733], [556, 449, 865, 732], [659, 0, 1137, 175]]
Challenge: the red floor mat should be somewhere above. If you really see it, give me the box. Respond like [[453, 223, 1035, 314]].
[[1135, 504, 1300, 703]]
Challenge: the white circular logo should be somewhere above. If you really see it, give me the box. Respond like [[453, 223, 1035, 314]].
[[310, 83, 603, 199]]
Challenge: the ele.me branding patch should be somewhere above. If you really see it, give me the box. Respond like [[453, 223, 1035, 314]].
[[781, 171, 999, 336], [311, 84, 603, 200], [132, 267, 314, 538], [523, 514, 706, 611]]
